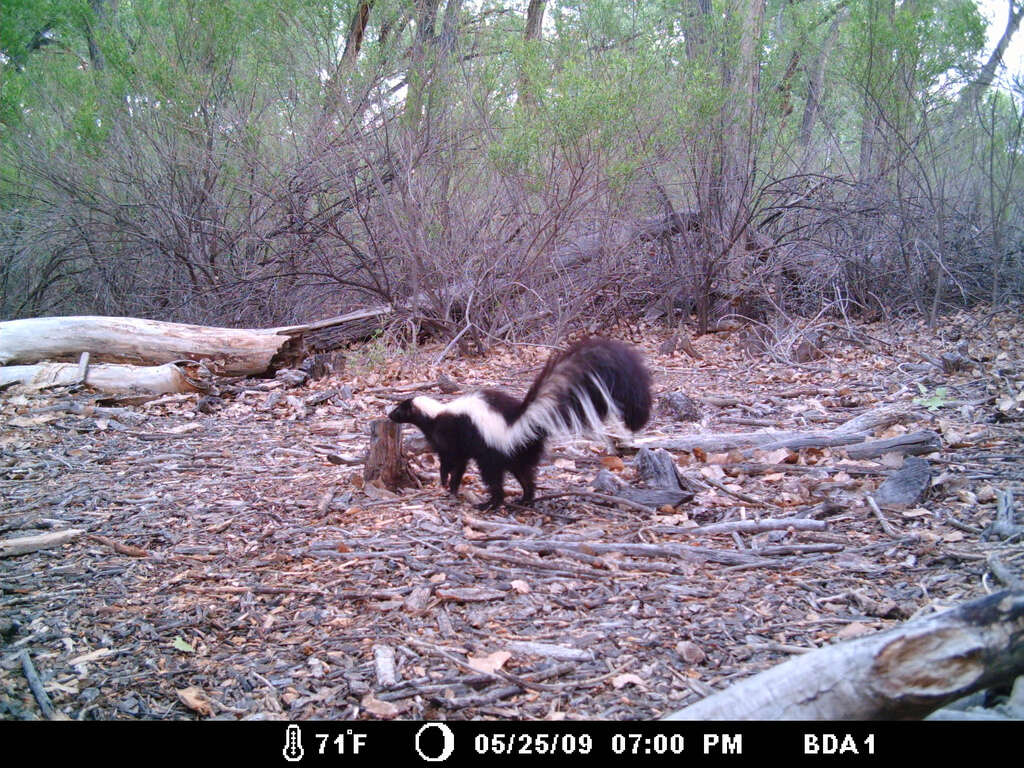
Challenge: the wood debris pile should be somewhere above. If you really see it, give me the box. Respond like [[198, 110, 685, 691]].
[[1, 310, 1022, 720]]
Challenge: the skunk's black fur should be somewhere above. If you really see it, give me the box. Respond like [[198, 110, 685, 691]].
[[388, 338, 652, 509]]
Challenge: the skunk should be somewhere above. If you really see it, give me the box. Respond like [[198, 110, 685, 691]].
[[388, 338, 652, 509]]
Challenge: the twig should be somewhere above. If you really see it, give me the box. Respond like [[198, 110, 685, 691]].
[[454, 542, 608, 578], [19, 650, 58, 720], [0, 528, 84, 558], [866, 495, 900, 539], [530, 489, 659, 515], [701, 474, 781, 508], [405, 637, 566, 693], [509, 539, 775, 567], [987, 553, 1024, 590], [649, 518, 827, 537], [945, 516, 984, 535]]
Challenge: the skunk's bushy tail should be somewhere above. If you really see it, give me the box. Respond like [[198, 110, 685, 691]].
[[507, 338, 651, 448]]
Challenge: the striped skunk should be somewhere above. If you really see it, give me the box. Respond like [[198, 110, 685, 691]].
[[388, 338, 652, 510]]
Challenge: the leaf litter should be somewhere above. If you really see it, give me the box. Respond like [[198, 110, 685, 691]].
[[1, 310, 1022, 720]]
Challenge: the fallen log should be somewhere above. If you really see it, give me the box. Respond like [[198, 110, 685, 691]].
[[845, 430, 942, 459], [663, 589, 1024, 720], [635, 407, 909, 454], [0, 362, 203, 394], [0, 307, 391, 377]]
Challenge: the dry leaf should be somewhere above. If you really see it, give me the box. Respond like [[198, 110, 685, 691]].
[[879, 452, 905, 468], [361, 694, 399, 718], [467, 651, 512, 675], [168, 422, 203, 434], [835, 622, 872, 640], [900, 508, 931, 518], [8, 414, 59, 427], [177, 686, 213, 716], [762, 448, 795, 465], [612, 673, 646, 689], [68, 648, 115, 666], [363, 483, 398, 500], [510, 580, 530, 594], [880, 424, 907, 439], [700, 465, 726, 480], [601, 456, 625, 471], [463, 525, 490, 540]]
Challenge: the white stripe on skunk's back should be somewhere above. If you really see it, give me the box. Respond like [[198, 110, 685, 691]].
[[416, 393, 519, 453], [414, 374, 625, 455], [411, 395, 446, 419]]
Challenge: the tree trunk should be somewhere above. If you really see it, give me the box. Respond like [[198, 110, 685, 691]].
[[957, 1, 1024, 116], [516, 0, 547, 107], [800, 12, 843, 148]]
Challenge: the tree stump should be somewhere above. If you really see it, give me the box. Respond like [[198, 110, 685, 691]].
[[364, 418, 407, 491]]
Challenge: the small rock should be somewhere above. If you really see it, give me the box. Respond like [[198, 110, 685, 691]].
[[658, 392, 700, 422], [675, 640, 706, 664]]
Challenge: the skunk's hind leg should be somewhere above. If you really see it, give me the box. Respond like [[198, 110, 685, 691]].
[[510, 466, 536, 505], [509, 441, 542, 505], [474, 457, 506, 510]]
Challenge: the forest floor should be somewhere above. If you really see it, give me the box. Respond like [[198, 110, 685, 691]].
[[1, 308, 1022, 721]]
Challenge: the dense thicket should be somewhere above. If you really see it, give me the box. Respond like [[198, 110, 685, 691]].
[[1, 1, 1022, 340]]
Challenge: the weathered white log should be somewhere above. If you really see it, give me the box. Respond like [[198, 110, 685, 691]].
[[0, 315, 295, 375], [663, 589, 1024, 720], [0, 362, 200, 394], [0, 307, 392, 376], [0, 529, 84, 558]]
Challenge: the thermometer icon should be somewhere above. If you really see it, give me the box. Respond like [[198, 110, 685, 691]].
[[283, 724, 304, 762]]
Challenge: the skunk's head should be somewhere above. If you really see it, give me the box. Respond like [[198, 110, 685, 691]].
[[388, 399, 417, 423]]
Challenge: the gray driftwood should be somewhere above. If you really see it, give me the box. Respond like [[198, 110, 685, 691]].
[[635, 406, 907, 454], [592, 464, 694, 510], [635, 447, 683, 489], [845, 430, 942, 459], [0, 307, 391, 377], [0, 529, 84, 558], [663, 589, 1024, 720], [872, 457, 932, 507], [984, 490, 1023, 540]]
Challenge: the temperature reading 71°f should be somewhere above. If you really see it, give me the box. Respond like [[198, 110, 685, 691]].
[[317, 730, 368, 756]]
